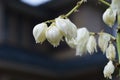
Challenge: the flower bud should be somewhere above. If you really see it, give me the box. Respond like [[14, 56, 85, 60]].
[[98, 32, 111, 53], [55, 17, 77, 40], [106, 43, 116, 60], [103, 61, 115, 79], [45, 24, 63, 47], [33, 23, 47, 43], [102, 8, 116, 27], [86, 35, 97, 54], [75, 28, 89, 56]]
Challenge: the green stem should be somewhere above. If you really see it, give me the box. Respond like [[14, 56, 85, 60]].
[[45, 0, 85, 23], [117, 15, 120, 77], [99, 0, 110, 6], [117, 31, 120, 62], [117, 30, 120, 78], [65, 0, 85, 17]]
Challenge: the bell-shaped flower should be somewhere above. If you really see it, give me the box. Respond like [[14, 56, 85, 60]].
[[86, 35, 97, 54], [106, 43, 116, 60], [33, 23, 48, 43], [65, 38, 76, 48], [111, 0, 120, 14], [75, 28, 90, 56], [45, 23, 63, 47], [55, 17, 77, 40], [103, 60, 115, 79], [102, 8, 116, 27], [98, 32, 111, 53]]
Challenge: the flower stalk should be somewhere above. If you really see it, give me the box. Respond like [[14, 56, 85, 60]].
[[44, 0, 85, 24], [117, 31, 120, 76], [117, 14, 120, 77], [65, 0, 85, 17], [118, 15, 120, 63], [99, 0, 110, 6]]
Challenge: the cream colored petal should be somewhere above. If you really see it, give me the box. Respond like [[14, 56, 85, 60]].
[[102, 8, 116, 27], [106, 43, 116, 60], [55, 17, 77, 40], [76, 44, 87, 56], [65, 38, 76, 48], [46, 24, 63, 47], [86, 35, 97, 54], [98, 32, 111, 53], [33, 23, 47, 43], [103, 61, 115, 79], [75, 28, 90, 56]]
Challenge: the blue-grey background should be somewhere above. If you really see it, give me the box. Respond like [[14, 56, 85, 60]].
[[0, 0, 117, 80]]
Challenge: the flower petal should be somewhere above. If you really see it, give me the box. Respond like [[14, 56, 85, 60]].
[[103, 61, 115, 79], [33, 23, 47, 43], [86, 35, 97, 54], [46, 24, 63, 47]]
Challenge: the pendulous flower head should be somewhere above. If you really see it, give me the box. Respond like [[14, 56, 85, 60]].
[[75, 27, 90, 56], [98, 32, 111, 53], [33, 23, 48, 43], [102, 8, 116, 27], [106, 43, 116, 60], [86, 35, 97, 54], [103, 60, 115, 79], [45, 23, 63, 47], [55, 17, 77, 40]]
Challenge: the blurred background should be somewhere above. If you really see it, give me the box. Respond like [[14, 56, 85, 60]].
[[0, 0, 116, 80]]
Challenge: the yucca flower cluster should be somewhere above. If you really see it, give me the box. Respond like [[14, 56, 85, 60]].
[[102, 0, 120, 79], [32, 0, 120, 79], [100, 33, 116, 79], [66, 27, 97, 56], [33, 16, 116, 79], [33, 16, 77, 47], [66, 28, 116, 79]]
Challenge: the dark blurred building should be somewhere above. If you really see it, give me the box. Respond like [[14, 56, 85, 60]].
[[0, 0, 117, 80]]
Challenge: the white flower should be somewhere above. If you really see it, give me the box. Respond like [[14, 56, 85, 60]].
[[103, 61, 115, 79], [65, 38, 76, 48], [86, 35, 97, 54], [45, 24, 63, 47], [98, 32, 111, 53], [102, 8, 116, 27], [111, 0, 120, 14], [33, 23, 47, 43], [106, 43, 116, 60], [55, 17, 77, 40], [75, 28, 89, 56]]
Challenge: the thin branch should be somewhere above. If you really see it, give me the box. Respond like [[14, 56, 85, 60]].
[[99, 0, 110, 6]]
